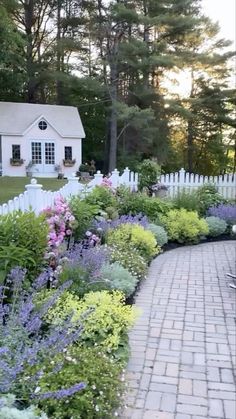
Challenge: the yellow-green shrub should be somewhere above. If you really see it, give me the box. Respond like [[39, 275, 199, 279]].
[[161, 209, 209, 243], [46, 290, 137, 352], [107, 223, 160, 261]]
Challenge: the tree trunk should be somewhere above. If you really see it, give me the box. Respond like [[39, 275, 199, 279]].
[[56, 0, 63, 105], [108, 61, 118, 172], [25, 0, 36, 102], [187, 68, 195, 173]]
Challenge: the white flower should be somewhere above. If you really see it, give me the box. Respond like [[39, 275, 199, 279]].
[[34, 386, 41, 394], [92, 385, 96, 390], [95, 405, 100, 412]]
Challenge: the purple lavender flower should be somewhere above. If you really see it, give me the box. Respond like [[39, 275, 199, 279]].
[[0, 268, 83, 396], [35, 382, 86, 400], [207, 204, 236, 224], [93, 213, 149, 234], [67, 244, 109, 279]]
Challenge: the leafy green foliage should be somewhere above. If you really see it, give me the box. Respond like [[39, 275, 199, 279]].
[[0, 212, 48, 277], [38, 346, 124, 419], [146, 224, 168, 247], [85, 186, 117, 212], [117, 187, 173, 221], [0, 244, 36, 284], [107, 223, 160, 262], [138, 159, 161, 190], [196, 184, 226, 215], [69, 198, 98, 240], [161, 209, 209, 243], [110, 245, 147, 281], [173, 189, 199, 212], [47, 291, 137, 353], [205, 216, 227, 237], [100, 262, 138, 297]]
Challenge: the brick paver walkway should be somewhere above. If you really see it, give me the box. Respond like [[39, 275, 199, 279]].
[[121, 241, 236, 419]]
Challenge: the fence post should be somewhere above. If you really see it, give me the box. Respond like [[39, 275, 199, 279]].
[[122, 167, 130, 184], [110, 169, 120, 188], [93, 170, 104, 186], [67, 173, 80, 195], [179, 168, 185, 186], [25, 178, 43, 215]]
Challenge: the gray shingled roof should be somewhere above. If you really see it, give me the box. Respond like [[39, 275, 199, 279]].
[[0, 102, 85, 138]]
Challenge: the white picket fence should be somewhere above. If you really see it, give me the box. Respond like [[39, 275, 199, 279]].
[[160, 168, 236, 199], [0, 168, 138, 216], [0, 167, 235, 216]]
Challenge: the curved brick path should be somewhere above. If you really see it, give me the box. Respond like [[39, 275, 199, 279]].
[[120, 241, 236, 419]]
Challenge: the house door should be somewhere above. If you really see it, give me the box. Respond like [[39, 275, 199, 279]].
[[31, 141, 55, 174]]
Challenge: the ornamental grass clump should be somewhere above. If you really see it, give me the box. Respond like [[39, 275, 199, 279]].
[[205, 216, 227, 237], [107, 223, 160, 262], [161, 209, 209, 243]]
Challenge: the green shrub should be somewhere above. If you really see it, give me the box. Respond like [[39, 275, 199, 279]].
[[0, 212, 48, 277], [85, 185, 117, 212], [38, 346, 124, 419], [161, 209, 209, 243], [110, 245, 147, 281], [100, 262, 138, 297], [69, 197, 98, 240], [196, 184, 225, 215], [58, 264, 92, 297], [46, 290, 137, 353], [117, 188, 172, 221], [147, 224, 168, 247], [0, 395, 47, 419], [138, 159, 161, 190], [205, 216, 227, 237], [107, 223, 160, 261], [0, 244, 36, 284], [173, 189, 199, 212]]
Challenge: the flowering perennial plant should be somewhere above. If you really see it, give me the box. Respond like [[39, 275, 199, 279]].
[[0, 268, 85, 399], [42, 196, 76, 249], [93, 214, 149, 235], [207, 204, 236, 225], [101, 177, 113, 188]]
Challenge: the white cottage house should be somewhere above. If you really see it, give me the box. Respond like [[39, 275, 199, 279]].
[[0, 102, 85, 177]]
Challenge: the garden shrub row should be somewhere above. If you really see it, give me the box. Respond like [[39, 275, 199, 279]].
[[0, 181, 235, 418]]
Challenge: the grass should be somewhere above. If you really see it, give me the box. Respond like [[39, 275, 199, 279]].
[[0, 177, 67, 204]]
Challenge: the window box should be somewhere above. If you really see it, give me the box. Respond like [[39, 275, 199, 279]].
[[63, 159, 76, 167], [10, 158, 24, 166]]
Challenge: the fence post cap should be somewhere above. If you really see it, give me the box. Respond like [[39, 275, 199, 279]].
[[31, 178, 37, 184], [180, 168, 185, 172], [96, 170, 101, 174]]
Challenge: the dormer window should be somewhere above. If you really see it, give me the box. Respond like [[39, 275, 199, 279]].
[[38, 120, 47, 130]]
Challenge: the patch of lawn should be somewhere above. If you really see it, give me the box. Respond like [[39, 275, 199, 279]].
[[0, 177, 67, 204]]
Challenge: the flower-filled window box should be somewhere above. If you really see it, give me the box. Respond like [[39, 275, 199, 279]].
[[10, 158, 24, 166], [63, 159, 76, 167]]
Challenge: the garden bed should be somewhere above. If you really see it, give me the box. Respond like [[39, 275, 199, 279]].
[[0, 180, 235, 418]]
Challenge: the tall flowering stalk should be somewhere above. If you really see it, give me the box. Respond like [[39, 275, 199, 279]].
[[42, 196, 76, 250], [93, 214, 149, 235], [0, 268, 85, 399]]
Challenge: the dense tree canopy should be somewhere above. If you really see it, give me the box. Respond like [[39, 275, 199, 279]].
[[0, 0, 235, 174]]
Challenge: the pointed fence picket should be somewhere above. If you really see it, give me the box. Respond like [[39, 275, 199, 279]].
[[0, 167, 139, 216]]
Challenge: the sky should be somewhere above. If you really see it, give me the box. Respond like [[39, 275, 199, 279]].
[[201, 0, 236, 48]]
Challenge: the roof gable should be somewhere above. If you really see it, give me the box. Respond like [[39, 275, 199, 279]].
[[0, 102, 85, 138]]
